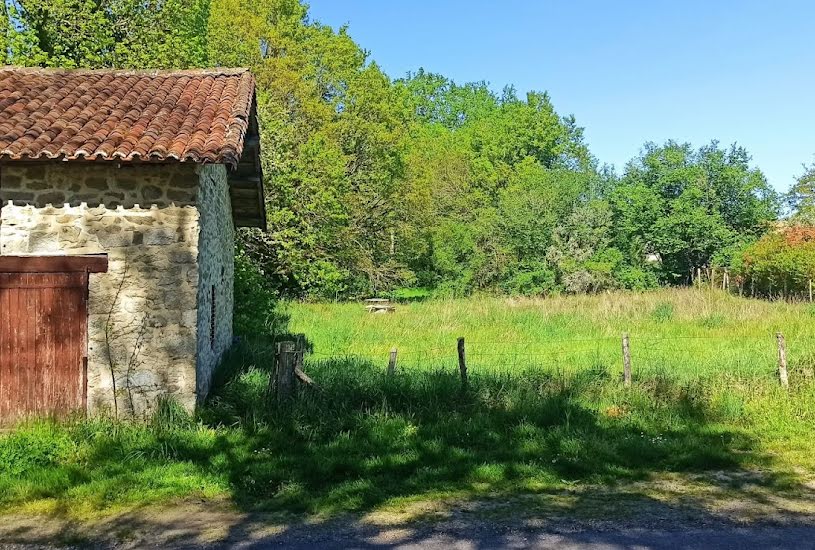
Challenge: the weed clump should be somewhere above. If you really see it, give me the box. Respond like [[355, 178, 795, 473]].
[[651, 302, 675, 322]]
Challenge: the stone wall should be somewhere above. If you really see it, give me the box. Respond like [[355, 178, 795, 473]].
[[194, 164, 234, 401], [0, 162, 223, 416]]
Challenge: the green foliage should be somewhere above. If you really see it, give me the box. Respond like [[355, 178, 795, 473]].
[[613, 141, 780, 285], [651, 302, 675, 322], [616, 265, 660, 291], [2, 0, 208, 68], [389, 287, 432, 302], [233, 249, 285, 337], [787, 161, 815, 224], [0, 424, 74, 477], [0, 1, 787, 299], [150, 395, 194, 435], [501, 261, 558, 296]]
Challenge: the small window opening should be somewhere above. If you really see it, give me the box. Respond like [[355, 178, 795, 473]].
[[210, 285, 216, 350]]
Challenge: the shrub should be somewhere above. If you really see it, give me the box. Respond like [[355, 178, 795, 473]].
[[501, 262, 558, 296], [736, 226, 815, 298], [651, 301, 675, 322], [389, 287, 432, 303], [615, 265, 660, 291], [234, 249, 286, 337]]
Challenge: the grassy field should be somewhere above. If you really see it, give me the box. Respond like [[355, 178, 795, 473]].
[[290, 288, 815, 379], [2, 288, 815, 524]]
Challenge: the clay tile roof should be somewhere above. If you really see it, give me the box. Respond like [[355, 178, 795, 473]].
[[0, 67, 256, 169]]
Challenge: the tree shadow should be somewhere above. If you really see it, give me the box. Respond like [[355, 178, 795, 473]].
[[4, 341, 815, 547], [192, 351, 795, 518], [5, 353, 815, 548]]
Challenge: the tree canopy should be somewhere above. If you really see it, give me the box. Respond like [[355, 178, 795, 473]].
[[1, 0, 800, 299]]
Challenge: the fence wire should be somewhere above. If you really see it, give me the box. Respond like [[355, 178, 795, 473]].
[[304, 333, 815, 382]]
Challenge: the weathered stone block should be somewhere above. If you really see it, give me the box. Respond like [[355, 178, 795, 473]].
[[142, 185, 164, 203], [143, 227, 178, 245], [38, 191, 67, 205], [170, 249, 196, 264], [98, 230, 134, 248], [181, 309, 197, 328], [85, 176, 110, 190], [167, 188, 196, 203], [2, 191, 35, 203], [28, 231, 59, 251]]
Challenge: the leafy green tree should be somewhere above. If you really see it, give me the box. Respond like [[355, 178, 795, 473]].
[[2, 0, 207, 68], [736, 227, 815, 298], [395, 70, 599, 295], [547, 200, 623, 293], [208, 0, 412, 298], [613, 141, 779, 283], [787, 161, 815, 224], [0, 0, 784, 299]]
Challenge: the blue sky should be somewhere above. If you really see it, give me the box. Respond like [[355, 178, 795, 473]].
[[307, 0, 814, 192]]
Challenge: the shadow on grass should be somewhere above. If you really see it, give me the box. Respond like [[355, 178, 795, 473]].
[[1, 337, 810, 527], [193, 344, 772, 516]]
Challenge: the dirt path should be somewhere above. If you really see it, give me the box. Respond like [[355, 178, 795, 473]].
[[3, 518, 815, 549], [3, 472, 815, 549]]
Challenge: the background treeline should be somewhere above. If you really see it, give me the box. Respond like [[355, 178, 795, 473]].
[[3, 0, 813, 300]]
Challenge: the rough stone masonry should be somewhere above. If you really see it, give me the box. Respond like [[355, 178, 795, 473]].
[[0, 162, 234, 415]]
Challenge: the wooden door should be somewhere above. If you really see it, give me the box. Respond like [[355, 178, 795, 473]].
[[0, 255, 107, 422]]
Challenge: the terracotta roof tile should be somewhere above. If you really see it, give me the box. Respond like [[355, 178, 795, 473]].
[[0, 67, 256, 168]]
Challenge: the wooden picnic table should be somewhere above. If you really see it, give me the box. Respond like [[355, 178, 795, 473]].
[[364, 298, 396, 313]]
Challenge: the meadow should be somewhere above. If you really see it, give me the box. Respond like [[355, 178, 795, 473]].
[[2, 288, 815, 524], [290, 287, 815, 380]]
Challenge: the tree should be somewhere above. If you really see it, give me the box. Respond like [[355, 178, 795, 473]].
[[2, 0, 208, 68], [613, 141, 779, 283], [0, 0, 784, 299], [547, 200, 623, 293], [787, 161, 815, 224], [736, 227, 815, 298], [208, 0, 413, 298]]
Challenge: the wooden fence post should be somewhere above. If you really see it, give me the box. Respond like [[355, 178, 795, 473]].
[[388, 347, 398, 375], [276, 340, 296, 404], [295, 334, 305, 373], [622, 332, 632, 387], [457, 337, 468, 387], [776, 332, 789, 389]]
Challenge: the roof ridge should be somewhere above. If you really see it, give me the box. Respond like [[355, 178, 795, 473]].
[[0, 66, 250, 77]]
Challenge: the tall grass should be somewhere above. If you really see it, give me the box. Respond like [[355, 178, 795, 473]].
[[288, 288, 815, 380], [1, 288, 814, 519]]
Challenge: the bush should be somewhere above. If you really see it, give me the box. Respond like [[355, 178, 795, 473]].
[[651, 301, 675, 322], [233, 249, 286, 337], [389, 287, 432, 302], [615, 265, 660, 291], [736, 226, 815, 298], [501, 262, 558, 296]]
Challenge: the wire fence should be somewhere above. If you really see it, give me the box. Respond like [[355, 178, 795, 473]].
[[302, 332, 815, 383]]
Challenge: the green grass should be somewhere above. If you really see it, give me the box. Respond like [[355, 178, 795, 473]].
[[1, 288, 815, 521], [288, 287, 815, 379]]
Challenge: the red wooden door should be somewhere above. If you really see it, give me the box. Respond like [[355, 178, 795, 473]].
[[0, 256, 107, 422]]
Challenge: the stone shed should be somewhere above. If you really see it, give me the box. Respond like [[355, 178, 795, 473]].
[[0, 67, 266, 420]]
